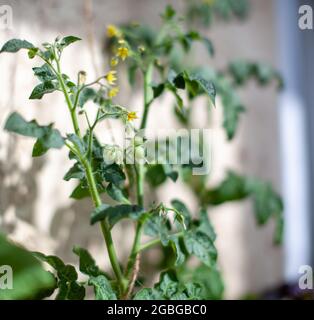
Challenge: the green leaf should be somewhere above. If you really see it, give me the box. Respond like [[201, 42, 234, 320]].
[[144, 214, 171, 245], [101, 163, 126, 185], [152, 83, 165, 99], [33, 252, 78, 282], [197, 208, 216, 241], [247, 178, 284, 226], [188, 73, 216, 105], [29, 81, 59, 99], [202, 171, 284, 243], [222, 103, 245, 140], [168, 235, 185, 266], [181, 31, 214, 56], [63, 162, 85, 181], [32, 130, 65, 157], [133, 288, 163, 300], [72, 246, 102, 277], [59, 36, 81, 48], [67, 133, 86, 154], [77, 88, 97, 107], [33, 64, 56, 82], [0, 234, 56, 299], [66, 281, 86, 300], [171, 199, 192, 228], [28, 47, 39, 59], [202, 171, 248, 205], [0, 39, 35, 53], [228, 60, 283, 90], [146, 164, 167, 187], [161, 5, 176, 20], [4, 112, 64, 156], [178, 264, 224, 300], [155, 272, 179, 299], [106, 183, 130, 204], [90, 204, 144, 227], [134, 271, 203, 300], [183, 230, 217, 267], [33, 251, 85, 300], [70, 182, 90, 199], [89, 275, 117, 300]]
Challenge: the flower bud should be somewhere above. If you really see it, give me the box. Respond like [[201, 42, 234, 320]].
[[78, 71, 87, 85]]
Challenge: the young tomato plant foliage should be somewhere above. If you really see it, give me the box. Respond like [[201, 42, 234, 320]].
[[1, 3, 283, 300]]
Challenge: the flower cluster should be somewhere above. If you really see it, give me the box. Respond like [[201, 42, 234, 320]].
[[104, 24, 131, 101]]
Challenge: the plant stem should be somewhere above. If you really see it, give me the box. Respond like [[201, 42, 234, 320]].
[[140, 64, 154, 130], [124, 65, 154, 293], [55, 57, 82, 138], [83, 158, 126, 294], [58, 58, 125, 294], [138, 232, 184, 253]]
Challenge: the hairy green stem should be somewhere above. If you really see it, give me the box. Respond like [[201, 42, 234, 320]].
[[138, 232, 184, 253], [58, 59, 125, 294], [55, 57, 82, 138], [124, 66, 154, 294], [82, 154, 126, 294], [140, 64, 154, 130]]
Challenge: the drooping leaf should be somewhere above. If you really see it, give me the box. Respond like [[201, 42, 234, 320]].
[[90, 204, 144, 227], [88, 275, 117, 300], [70, 181, 90, 199], [59, 36, 81, 49], [0, 234, 56, 300], [63, 162, 85, 181], [134, 271, 204, 300], [222, 103, 245, 140], [144, 214, 171, 246], [66, 133, 86, 154], [152, 83, 165, 99], [183, 230, 217, 267], [106, 182, 130, 204], [33, 64, 56, 82], [77, 88, 97, 107], [101, 163, 126, 185], [178, 264, 224, 300], [29, 81, 59, 99], [228, 60, 283, 89], [66, 281, 86, 300], [33, 252, 77, 282], [72, 246, 102, 277], [155, 272, 179, 299], [133, 288, 163, 300], [197, 208, 216, 241], [168, 235, 185, 266], [33, 252, 85, 300], [4, 112, 64, 156], [202, 171, 248, 205], [171, 199, 192, 228], [0, 39, 35, 53], [202, 171, 284, 243]]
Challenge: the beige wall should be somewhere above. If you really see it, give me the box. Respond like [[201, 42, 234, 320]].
[[0, 0, 282, 298]]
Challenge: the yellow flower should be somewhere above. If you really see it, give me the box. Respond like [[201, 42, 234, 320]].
[[108, 87, 119, 98], [127, 111, 138, 121], [105, 70, 117, 85], [107, 24, 120, 38], [117, 46, 129, 61], [110, 57, 118, 67]]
